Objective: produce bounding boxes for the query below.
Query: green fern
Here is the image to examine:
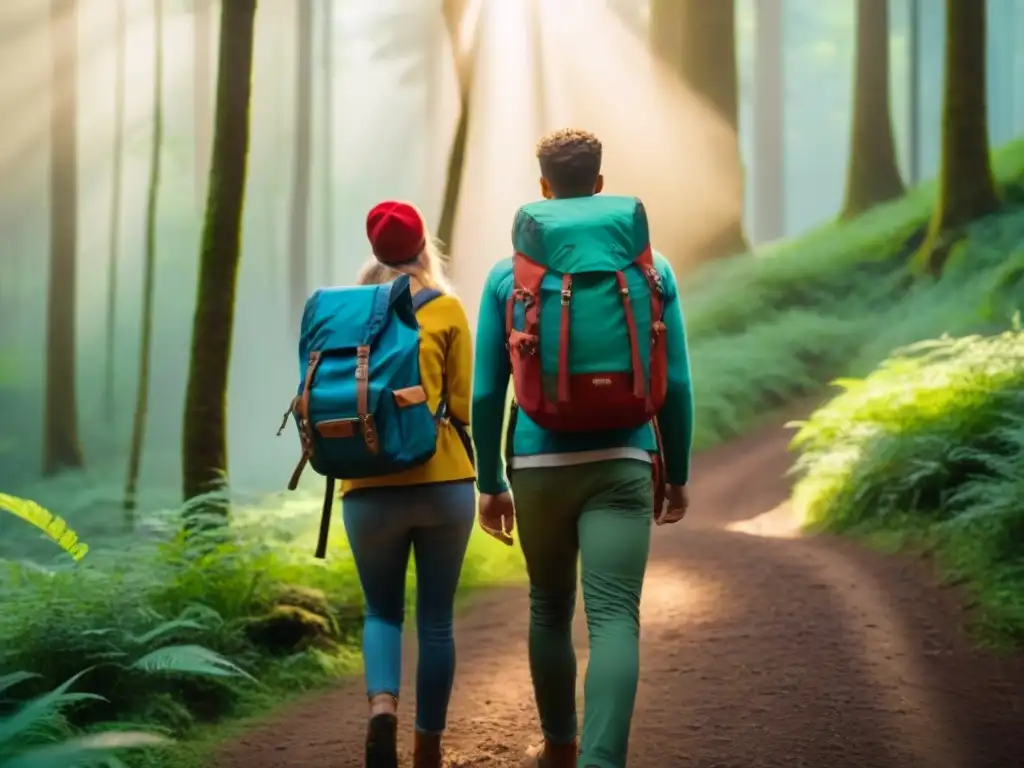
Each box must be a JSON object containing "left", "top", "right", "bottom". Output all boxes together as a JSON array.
[
  {"left": 0, "top": 670, "right": 104, "bottom": 747},
  {"left": 793, "top": 327, "right": 1024, "bottom": 643},
  {"left": 1, "top": 731, "right": 169, "bottom": 768},
  {"left": 129, "top": 645, "right": 255, "bottom": 681},
  {"left": 0, "top": 646, "right": 255, "bottom": 767},
  {"left": 127, "top": 618, "right": 207, "bottom": 648},
  {"left": 0, "top": 674, "right": 39, "bottom": 699}
]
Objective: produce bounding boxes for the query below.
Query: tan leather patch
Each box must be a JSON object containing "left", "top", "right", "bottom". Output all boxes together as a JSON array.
[
  {"left": 316, "top": 419, "right": 358, "bottom": 438},
  {"left": 393, "top": 386, "right": 427, "bottom": 408}
]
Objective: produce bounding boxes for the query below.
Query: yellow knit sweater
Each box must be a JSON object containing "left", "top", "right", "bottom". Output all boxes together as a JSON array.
[{"left": 341, "top": 290, "right": 476, "bottom": 494}]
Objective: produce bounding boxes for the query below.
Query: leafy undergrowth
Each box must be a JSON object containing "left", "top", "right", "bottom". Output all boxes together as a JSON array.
[
  {"left": 0, "top": 647, "right": 250, "bottom": 768},
  {"left": 790, "top": 327, "right": 1024, "bottom": 647},
  {"left": 683, "top": 140, "right": 1024, "bottom": 449},
  {"left": 0, "top": 493, "right": 522, "bottom": 767}
]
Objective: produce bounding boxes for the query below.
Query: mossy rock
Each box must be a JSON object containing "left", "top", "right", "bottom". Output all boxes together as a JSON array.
[
  {"left": 271, "top": 583, "right": 364, "bottom": 637},
  {"left": 244, "top": 604, "right": 335, "bottom": 654},
  {"left": 272, "top": 585, "right": 332, "bottom": 618},
  {"left": 333, "top": 602, "right": 364, "bottom": 638}
]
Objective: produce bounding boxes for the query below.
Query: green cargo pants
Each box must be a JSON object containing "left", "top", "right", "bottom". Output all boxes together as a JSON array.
[{"left": 511, "top": 459, "right": 653, "bottom": 768}]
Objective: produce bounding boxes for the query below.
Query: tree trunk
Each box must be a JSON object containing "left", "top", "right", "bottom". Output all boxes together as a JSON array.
[
  {"left": 124, "top": 0, "right": 164, "bottom": 522},
  {"left": 0, "top": 206, "right": 20, "bottom": 337},
  {"left": 841, "top": 0, "right": 905, "bottom": 219},
  {"left": 262, "top": 0, "right": 291, "bottom": 302},
  {"left": 194, "top": 0, "right": 213, "bottom": 208},
  {"left": 44, "top": 0, "right": 84, "bottom": 476},
  {"left": 436, "top": 0, "right": 480, "bottom": 253},
  {"left": 649, "top": 0, "right": 750, "bottom": 259},
  {"left": 287, "top": 1, "right": 313, "bottom": 327},
  {"left": 181, "top": 0, "right": 258, "bottom": 509},
  {"left": 753, "top": 0, "right": 785, "bottom": 243},
  {"left": 104, "top": 0, "right": 126, "bottom": 422},
  {"left": 914, "top": 0, "right": 1000, "bottom": 275},
  {"left": 907, "top": 0, "right": 921, "bottom": 184},
  {"left": 321, "top": 0, "right": 335, "bottom": 285},
  {"left": 988, "top": 0, "right": 1014, "bottom": 145}
]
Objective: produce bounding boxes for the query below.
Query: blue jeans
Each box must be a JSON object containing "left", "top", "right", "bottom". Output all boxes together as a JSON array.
[{"left": 342, "top": 481, "right": 475, "bottom": 734}]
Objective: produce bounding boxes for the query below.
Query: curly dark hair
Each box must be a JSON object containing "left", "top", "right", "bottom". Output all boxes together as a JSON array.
[{"left": 535, "top": 128, "right": 603, "bottom": 198}]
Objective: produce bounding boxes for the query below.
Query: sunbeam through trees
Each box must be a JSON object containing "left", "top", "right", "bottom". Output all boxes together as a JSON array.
[{"left": 0, "top": 2, "right": 1022, "bottom": 766}]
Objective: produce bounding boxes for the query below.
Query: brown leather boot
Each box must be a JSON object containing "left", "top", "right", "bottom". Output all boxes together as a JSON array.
[
  {"left": 526, "top": 738, "right": 578, "bottom": 768},
  {"left": 413, "top": 731, "right": 443, "bottom": 768},
  {"left": 365, "top": 713, "right": 398, "bottom": 768}
]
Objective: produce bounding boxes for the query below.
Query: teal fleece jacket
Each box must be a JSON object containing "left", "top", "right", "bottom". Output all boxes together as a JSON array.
[{"left": 471, "top": 252, "right": 695, "bottom": 495}]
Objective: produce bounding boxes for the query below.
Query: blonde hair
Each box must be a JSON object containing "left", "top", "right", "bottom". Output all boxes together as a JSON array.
[{"left": 356, "top": 236, "right": 452, "bottom": 292}]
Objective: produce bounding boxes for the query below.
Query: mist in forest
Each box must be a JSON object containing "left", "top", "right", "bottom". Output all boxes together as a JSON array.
[
  {"left": 0, "top": 0, "right": 461, "bottom": 514},
  {"left": 0, "top": 0, "right": 1022, "bottom": 525}
]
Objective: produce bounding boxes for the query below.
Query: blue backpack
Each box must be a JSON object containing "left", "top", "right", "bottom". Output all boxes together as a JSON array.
[{"left": 277, "top": 275, "right": 471, "bottom": 558}]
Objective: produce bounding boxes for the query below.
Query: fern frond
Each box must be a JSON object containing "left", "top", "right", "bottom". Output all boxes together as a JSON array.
[
  {"left": 0, "top": 670, "right": 104, "bottom": 746},
  {"left": 1, "top": 730, "right": 169, "bottom": 768},
  {"left": 0, "top": 673, "right": 40, "bottom": 699},
  {"left": 128, "top": 619, "right": 206, "bottom": 648},
  {"left": 128, "top": 645, "right": 255, "bottom": 681}
]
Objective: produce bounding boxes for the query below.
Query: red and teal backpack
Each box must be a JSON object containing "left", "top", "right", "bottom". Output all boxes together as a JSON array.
[{"left": 505, "top": 195, "right": 668, "bottom": 432}]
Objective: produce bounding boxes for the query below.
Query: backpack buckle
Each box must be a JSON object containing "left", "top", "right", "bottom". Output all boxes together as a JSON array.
[
  {"left": 560, "top": 288, "right": 572, "bottom": 305},
  {"left": 360, "top": 414, "right": 380, "bottom": 455},
  {"left": 355, "top": 346, "right": 370, "bottom": 382},
  {"left": 647, "top": 267, "right": 664, "bottom": 294}
]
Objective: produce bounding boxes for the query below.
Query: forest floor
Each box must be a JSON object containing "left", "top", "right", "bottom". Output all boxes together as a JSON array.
[{"left": 214, "top": 417, "right": 1024, "bottom": 768}]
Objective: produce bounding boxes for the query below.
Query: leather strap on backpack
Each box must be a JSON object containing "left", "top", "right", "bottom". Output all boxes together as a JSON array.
[
  {"left": 504, "top": 400, "right": 519, "bottom": 482},
  {"left": 651, "top": 417, "right": 666, "bottom": 517},
  {"left": 284, "top": 350, "right": 324, "bottom": 491},
  {"left": 434, "top": 396, "right": 475, "bottom": 470},
  {"left": 314, "top": 477, "right": 335, "bottom": 559}
]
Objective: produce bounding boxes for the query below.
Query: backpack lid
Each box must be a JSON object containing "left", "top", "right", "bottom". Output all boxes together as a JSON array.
[
  {"left": 299, "top": 274, "right": 418, "bottom": 355},
  {"left": 512, "top": 195, "right": 650, "bottom": 272}
]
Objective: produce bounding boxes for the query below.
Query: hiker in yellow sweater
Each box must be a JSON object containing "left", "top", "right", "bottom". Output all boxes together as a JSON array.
[{"left": 342, "top": 201, "right": 475, "bottom": 768}]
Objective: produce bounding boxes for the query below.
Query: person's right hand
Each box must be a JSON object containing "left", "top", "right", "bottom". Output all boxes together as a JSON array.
[
  {"left": 478, "top": 492, "right": 515, "bottom": 545},
  {"left": 656, "top": 484, "right": 689, "bottom": 526}
]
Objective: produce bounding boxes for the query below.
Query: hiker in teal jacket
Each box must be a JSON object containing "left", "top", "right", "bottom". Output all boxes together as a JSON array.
[{"left": 471, "top": 128, "right": 695, "bottom": 768}]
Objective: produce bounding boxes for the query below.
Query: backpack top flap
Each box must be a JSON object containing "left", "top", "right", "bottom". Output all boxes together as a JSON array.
[
  {"left": 298, "top": 275, "right": 417, "bottom": 368},
  {"left": 512, "top": 195, "right": 650, "bottom": 273}
]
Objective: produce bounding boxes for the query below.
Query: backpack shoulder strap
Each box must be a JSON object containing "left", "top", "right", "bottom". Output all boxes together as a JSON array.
[
  {"left": 412, "top": 288, "right": 444, "bottom": 311},
  {"left": 314, "top": 477, "right": 335, "bottom": 559},
  {"left": 410, "top": 287, "right": 476, "bottom": 468}
]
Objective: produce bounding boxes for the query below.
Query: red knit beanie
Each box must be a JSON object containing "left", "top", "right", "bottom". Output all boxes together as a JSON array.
[{"left": 366, "top": 201, "right": 427, "bottom": 265}]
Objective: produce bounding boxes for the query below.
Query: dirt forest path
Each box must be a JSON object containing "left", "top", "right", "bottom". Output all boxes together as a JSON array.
[{"left": 217, "top": 421, "right": 1024, "bottom": 768}]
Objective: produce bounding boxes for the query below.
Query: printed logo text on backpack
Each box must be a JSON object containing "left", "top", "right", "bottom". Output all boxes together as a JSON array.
[{"left": 505, "top": 195, "right": 668, "bottom": 432}]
